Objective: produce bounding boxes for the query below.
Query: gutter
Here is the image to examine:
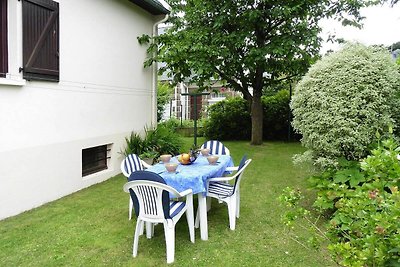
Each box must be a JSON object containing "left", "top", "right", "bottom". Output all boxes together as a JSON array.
[{"left": 151, "top": 14, "right": 169, "bottom": 127}]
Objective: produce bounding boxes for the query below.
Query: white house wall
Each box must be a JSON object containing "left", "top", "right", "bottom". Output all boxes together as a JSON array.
[{"left": 0, "top": 0, "right": 158, "bottom": 220}]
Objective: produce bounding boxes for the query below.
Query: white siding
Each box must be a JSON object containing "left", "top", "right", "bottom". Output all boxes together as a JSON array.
[{"left": 0, "top": 0, "right": 159, "bottom": 220}]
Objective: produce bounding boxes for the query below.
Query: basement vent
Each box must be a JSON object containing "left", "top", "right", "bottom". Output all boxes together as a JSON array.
[{"left": 82, "top": 144, "right": 111, "bottom": 176}]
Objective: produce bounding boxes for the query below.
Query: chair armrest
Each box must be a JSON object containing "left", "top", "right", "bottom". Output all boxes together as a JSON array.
[
  {"left": 225, "top": 166, "right": 238, "bottom": 172},
  {"left": 207, "top": 176, "right": 235, "bottom": 183},
  {"left": 177, "top": 188, "right": 193, "bottom": 197},
  {"left": 141, "top": 160, "right": 152, "bottom": 169}
]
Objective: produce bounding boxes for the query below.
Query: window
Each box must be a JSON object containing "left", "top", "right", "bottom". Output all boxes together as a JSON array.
[
  {"left": 0, "top": 0, "right": 7, "bottom": 78},
  {"left": 82, "top": 145, "right": 111, "bottom": 176},
  {"left": 22, "top": 0, "right": 59, "bottom": 81}
]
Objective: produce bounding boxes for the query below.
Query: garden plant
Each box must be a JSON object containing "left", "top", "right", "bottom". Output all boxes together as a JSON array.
[
  {"left": 121, "top": 125, "right": 183, "bottom": 162},
  {"left": 203, "top": 90, "right": 294, "bottom": 141},
  {"left": 281, "top": 131, "right": 400, "bottom": 266},
  {"left": 283, "top": 43, "right": 400, "bottom": 266},
  {"left": 291, "top": 43, "right": 400, "bottom": 169}
]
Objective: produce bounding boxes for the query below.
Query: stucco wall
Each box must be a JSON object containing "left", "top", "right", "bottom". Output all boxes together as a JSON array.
[{"left": 0, "top": 0, "right": 158, "bottom": 220}]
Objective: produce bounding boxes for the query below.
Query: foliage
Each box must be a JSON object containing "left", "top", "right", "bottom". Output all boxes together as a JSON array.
[
  {"left": 121, "top": 125, "right": 182, "bottom": 161},
  {"left": 262, "top": 90, "right": 292, "bottom": 140},
  {"left": 158, "top": 117, "right": 181, "bottom": 130},
  {"left": 159, "top": 118, "right": 206, "bottom": 130},
  {"left": 281, "top": 133, "right": 400, "bottom": 266},
  {"left": 388, "top": 41, "right": 400, "bottom": 51},
  {"left": 139, "top": 0, "right": 377, "bottom": 145},
  {"left": 279, "top": 187, "right": 329, "bottom": 250},
  {"left": 142, "top": 125, "right": 183, "bottom": 157},
  {"left": 291, "top": 43, "right": 400, "bottom": 169},
  {"left": 328, "top": 187, "right": 400, "bottom": 267},
  {"left": 203, "top": 97, "right": 251, "bottom": 140},
  {"left": 203, "top": 92, "right": 297, "bottom": 141},
  {"left": 157, "top": 82, "right": 173, "bottom": 122},
  {"left": 122, "top": 132, "right": 145, "bottom": 156}
]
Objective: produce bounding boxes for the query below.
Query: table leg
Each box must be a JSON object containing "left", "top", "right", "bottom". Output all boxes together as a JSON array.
[{"left": 198, "top": 193, "right": 208, "bottom": 241}]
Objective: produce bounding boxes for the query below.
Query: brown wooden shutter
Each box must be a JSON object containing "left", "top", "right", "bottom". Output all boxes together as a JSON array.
[
  {"left": 22, "top": 0, "right": 59, "bottom": 81},
  {"left": 0, "top": 0, "right": 7, "bottom": 78}
]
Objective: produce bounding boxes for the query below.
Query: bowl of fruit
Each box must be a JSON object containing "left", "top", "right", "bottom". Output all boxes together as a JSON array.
[{"left": 177, "top": 150, "right": 198, "bottom": 165}]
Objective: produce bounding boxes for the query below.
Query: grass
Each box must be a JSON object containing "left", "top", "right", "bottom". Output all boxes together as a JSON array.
[{"left": 0, "top": 138, "right": 337, "bottom": 266}]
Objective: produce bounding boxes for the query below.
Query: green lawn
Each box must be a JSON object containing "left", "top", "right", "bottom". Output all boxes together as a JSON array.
[{"left": 0, "top": 139, "right": 336, "bottom": 266}]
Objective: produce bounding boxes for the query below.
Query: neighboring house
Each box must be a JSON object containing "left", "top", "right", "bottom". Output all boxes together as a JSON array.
[
  {"left": 0, "top": 0, "right": 169, "bottom": 220},
  {"left": 160, "top": 78, "right": 240, "bottom": 121},
  {"left": 158, "top": 27, "right": 239, "bottom": 120}
]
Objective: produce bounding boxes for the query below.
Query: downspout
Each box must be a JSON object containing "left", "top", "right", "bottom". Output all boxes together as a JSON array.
[{"left": 151, "top": 14, "right": 169, "bottom": 127}]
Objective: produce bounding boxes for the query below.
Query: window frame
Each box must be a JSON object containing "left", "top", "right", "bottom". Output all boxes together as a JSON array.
[
  {"left": 82, "top": 145, "right": 111, "bottom": 177},
  {"left": 0, "top": 0, "right": 8, "bottom": 78}
]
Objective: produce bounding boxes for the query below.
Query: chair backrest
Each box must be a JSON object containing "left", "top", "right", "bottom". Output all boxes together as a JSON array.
[
  {"left": 232, "top": 156, "right": 252, "bottom": 195},
  {"left": 201, "top": 140, "right": 230, "bottom": 155},
  {"left": 125, "top": 171, "right": 180, "bottom": 220},
  {"left": 121, "top": 154, "right": 144, "bottom": 177}
]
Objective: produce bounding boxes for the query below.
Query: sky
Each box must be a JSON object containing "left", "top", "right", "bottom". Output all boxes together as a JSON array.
[{"left": 319, "top": 3, "right": 400, "bottom": 54}]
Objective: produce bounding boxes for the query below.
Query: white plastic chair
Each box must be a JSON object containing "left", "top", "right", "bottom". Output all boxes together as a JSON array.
[
  {"left": 120, "top": 154, "right": 151, "bottom": 220},
  {"left": 200, "top": 140, "right": 230, "bottom": 155},
  {"left": 196, "top": 156, "right": 252, "bottom": 230},
  {"left": 123, "top": 171, "right": 195, "bottom": 264}
]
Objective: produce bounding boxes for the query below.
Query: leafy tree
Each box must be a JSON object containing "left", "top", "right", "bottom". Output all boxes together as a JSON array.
[
  {"left": 388, "top": 41, "right": 400, "bottom": 51},
  {"left": 291, "top": 43, "right": 400, "bottom": 169},
  {"left": 157, "top": 81, "right": 173, "bottom": 122},
  {"left": 139, "top": 0, "right": 382, "bottom": 145}
]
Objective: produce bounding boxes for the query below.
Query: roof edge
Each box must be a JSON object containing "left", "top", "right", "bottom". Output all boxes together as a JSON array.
[{"left": 130, "top": 0, "right": 170, "bottom": 15}]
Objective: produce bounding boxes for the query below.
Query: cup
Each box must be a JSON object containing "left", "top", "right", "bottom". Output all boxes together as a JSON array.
[
  {"left": 200, "top": 148, "right": 210, "bottom": 156},
  {"left": 165, "top": 163, "right": 178, "bottom": 173},
  {"left": 160, "top": 154, "right": 172, "bottom": 163},
  {"left": 207, "top": 155, "right": 219, "bottom": 165}
]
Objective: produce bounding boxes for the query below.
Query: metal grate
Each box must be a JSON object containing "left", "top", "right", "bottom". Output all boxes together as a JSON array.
[{"left": 82, "top": 145, "right": 111, "bottom": 176}]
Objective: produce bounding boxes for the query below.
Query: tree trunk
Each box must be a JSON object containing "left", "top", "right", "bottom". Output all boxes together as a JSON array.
[{"left": 251, "top": 94, "right": 263, "bottom": 145}]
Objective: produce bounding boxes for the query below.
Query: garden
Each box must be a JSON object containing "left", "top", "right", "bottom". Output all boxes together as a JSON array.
[{"left": 1, "top": 43, "right": 399, "bottom": 266}]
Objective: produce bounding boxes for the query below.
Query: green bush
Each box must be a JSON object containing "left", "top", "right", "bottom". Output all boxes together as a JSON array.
[
  {"left": 291, "top": 43, "right": 400, "bottom": 169},
  {"left": 159, "top": 118, "right": 205, "bottom": 130},
  {"left": 203, "top": 92, "right": 295, "bottom": 141},
  {"left": 280, "top": 133, "right": 400, "bottom": 266},
  {"left": 121, "top": 125, "right": 183, "bottom": 161},
  {"left": 203, "top": 97, "right": 251, "bottom": 140},
  {"left": 315, "top": 134, "right": 400, "bottom": 266},
  {"left": 157, "top": 82, "right": 173, "bottom": 122},
  {"left": 159, "top": 118, "right": 181, "bottom": 130},
  {"left": 262, "top": 89, "right": 294, "bottom": 140}
]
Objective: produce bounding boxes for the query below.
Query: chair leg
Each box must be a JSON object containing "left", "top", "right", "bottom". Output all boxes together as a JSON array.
[
  {"left": 139, "top": 220, "right": 144, "bottom": 236},
  {"left": 129, "top": 198, "right": 133, "bottom": 220},
  {"left": 163, "top": 221, "right": 175, "bottom": 264},
  {"left": 228, "top": 198, "right": 236, "bottom": 230},
  {"left": 194, "top": 206, "right": 200, "bottom": 229},
  {"left": 206, "top": 197, "right": 212, "bottom": 211},
  {"left": 186, "top": 196, "right": 195, "bottom": 243},
  {"left": 146, "top": 222, "right": 153, "bottom": 239},
  {"left": 236, "top": 191, "right": 240, "bottom": 218},
  {"left": 133, "top": 219, "right": 143, "bottom": 257}
]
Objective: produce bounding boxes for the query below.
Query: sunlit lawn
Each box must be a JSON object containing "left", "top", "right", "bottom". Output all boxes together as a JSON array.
[{"left": 0, "top": 138, "right": 336, "bottom": 266}]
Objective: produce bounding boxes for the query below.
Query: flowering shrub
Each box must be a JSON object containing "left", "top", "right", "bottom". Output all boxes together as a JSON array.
[
  {"left": 290, "top": 43, "right": 400, "bottom": 169},
  {"left": 328, "top": 186, "right": 400, "bottom": 267},
  {"left": 280, "top": 132, "right": 400, "bottom": 266}
]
